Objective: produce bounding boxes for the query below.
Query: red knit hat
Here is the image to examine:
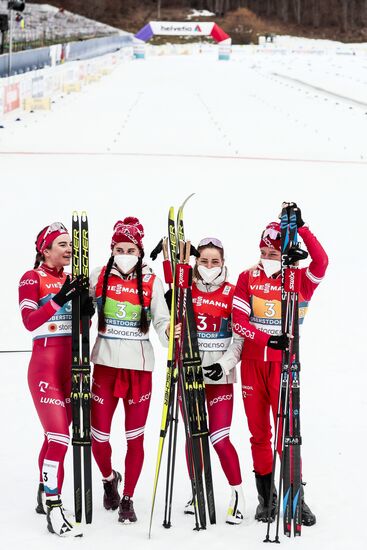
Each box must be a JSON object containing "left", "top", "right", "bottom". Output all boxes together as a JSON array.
[
  {"left": 111, "top": 217, "right": 145, "bottom": 249},
  {"left": 36, "top": 222, "right": 69, "bottom": 254},
  {"left": 259, "top": 222, "right": 281, "bottom": 251}
]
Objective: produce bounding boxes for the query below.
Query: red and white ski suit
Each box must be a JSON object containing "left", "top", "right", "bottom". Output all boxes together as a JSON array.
[
  {"left": 90, "top": 264, "right": 169, "bottom": 497},
  {"left": 232, "top": 226, "right": 328, "bottom": 476},
  {"left": 191, "top": 272, "right": 243, "bottom": 486},
  {"left": 19, "top": 264, "right": 72, "bottom": 496}
]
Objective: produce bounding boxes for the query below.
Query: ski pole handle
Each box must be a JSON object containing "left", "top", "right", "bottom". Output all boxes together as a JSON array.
[
  {"left": 185, "top": 241, "right": 191, "bottom": 263},
  {"left": 179, "top": 240, "right": 185, "bottom": 263},
  {"left": 284, "top": 268, "right": 301, "bottom": 292},
  {"left": 162, "top": 238, "right": 173, "bottom": 285},
  {"left": 176, "top": 262, "right": 191, "bottom": 289}
]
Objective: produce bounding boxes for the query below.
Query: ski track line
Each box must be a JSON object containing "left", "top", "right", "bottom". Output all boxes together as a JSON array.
[
  {"left": 0, "top": 150, "right": 366, "bottom": 165},
  {"left": 272, "top": 72, "right": 367, "bottom": 109}
]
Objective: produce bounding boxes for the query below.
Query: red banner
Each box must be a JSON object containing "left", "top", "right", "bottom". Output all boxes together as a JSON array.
[{"left": 4, "top": 83, "right": 20, "bottom": 114}]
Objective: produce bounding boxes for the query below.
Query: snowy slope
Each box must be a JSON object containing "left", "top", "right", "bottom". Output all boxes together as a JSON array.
[{"left": 0, "top": 44, "right": 366, "bottom": 549}]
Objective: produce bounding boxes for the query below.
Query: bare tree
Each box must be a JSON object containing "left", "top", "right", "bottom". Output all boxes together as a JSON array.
[
  {"left": 276, "top": 0, "right": 289, "bottom": 22},
  {"left": 340, "top": 0, "right": 348, "bottom": 32},
  {"left": 312, "top": 0, "right": 321, "bottom": 27},
  {"left": 293, "top": 0, "right": 301, "bottom": 23},
  {"left": 362, "top": 0, "right": 367, "bottom": 25},
  {"left": 349, "top": 0, "right": 356, "bottom": 29}
]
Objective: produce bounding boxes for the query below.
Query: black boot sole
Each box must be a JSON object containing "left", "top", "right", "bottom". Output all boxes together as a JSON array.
[
  {"left": 255, "top": 516, "right": 275, "bottom": 523},
  {"left": 35, "top": 504, "right": 46, "bottom": 515},
  {"left": 302, "top": 518, "right": 317, "bottom": 526},
  {"left": 104, "top": 504, "right": 120, "bottom": 511}
]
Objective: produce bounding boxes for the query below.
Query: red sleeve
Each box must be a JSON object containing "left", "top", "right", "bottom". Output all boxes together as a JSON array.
[
  {"left": 19, "top": 270, "right": 60, "bottom": 332},
  {"left": 232, "top": 270, "right": 270, "bottom": 347},
  {"left": 299, "top": 226, "right": 329, "bottom": 301}
]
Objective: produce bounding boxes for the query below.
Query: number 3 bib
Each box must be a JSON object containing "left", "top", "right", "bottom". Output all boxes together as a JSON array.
[
  {"left": 96, "top": 269, "right": 154, "bottom": 341},
  {"left": 192, "top": 282, "right": 235, "bottom": 351}
]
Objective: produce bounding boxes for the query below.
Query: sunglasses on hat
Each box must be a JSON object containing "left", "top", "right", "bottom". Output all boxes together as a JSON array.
[
  {"left": 261, "top": 227, "right": 280, "bottom": 241},
  {"left": 198, "top": 237, "right": 224, "bottom": 249},
  {"left": 37, "top": 222, "right": 68, "bottom": 253}
]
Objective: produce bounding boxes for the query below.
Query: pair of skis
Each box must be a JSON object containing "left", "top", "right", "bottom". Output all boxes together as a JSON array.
[
  {"left": 265, "top": 202, "right": 308, "bottom": 542},
  {"left": 149, "top": 197, "right": 215, "bottom": 536},
  {"left": 71, "top": 211, "right": 92, "bottom": 524}
]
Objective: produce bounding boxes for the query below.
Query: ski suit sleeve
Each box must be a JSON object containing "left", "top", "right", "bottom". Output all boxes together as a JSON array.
[
  {"left": 19, "top": 270, "right": 60, "bottom": 332},
  {"left": 299, "top": 226, "right": 329, "bottom": 300},
  {"left": 217, "top": 335, "right": 244, "bottom": 375},
  {"left": 232, "top": 270, "right": 270, "bottom": 348},
  {"left": 89, "top": 266, "right": 103, "bottom": 301},
  {"left": 150, "top": 276, "right": 171, "bottom": 348}
]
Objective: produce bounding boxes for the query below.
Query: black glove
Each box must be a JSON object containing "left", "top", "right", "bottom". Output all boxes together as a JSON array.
[
  {"left": 164, "top": 289, "right": 173, "bottom": 311},
  {"left": 203, "top": 363, "right": 223, "bottom": 381},
  {"left": 267, "top": 334, "right": 289, "bottom": 351},
  {"left": 289, "top": 202, "right": 304, "bottom": 228},
  {"left": 279, "top": 202, "right": 305, "bottom": 228},
  {"left": 53, "top": 275, "right": 83, "bottom": 307},
  {"left": 286, "top": 245, "right": 308, "bottom": 265},
  {"left": 81, "top": 295, "right": 95, "bottom": 318}
]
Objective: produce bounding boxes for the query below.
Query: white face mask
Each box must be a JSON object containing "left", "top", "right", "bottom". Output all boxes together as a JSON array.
[
  {"left": 261, "top": 259, "right": 281, "bottom": 278},
  {"left": 198, "top": 265, "right": 222, "bottom": 284},
  {"left": 114, "top": 254, "right": 139, "bottom": 274}
]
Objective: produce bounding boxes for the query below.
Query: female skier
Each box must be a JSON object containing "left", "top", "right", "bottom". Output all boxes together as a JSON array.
[
  {"left": 90, "top": 217, "right": 171, "bottom": 524},
  {"left": 184, "top": 237, "right": 245, "bottom": 524},
  {"left": 19, "top": 222, "right": 93, "bottom": 537},
  {"left": 232, "top": 203, "right": 328, "bottom": 526}
]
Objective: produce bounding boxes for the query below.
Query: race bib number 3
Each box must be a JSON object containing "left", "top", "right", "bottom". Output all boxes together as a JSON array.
[
  {"left": 43, "top": 459, "right": 59, "bottom": 495},
  {"left": 196, "top": 314, "right": 227, "bottom": 333},
  {"left": 252, "top": 296, "right": 281, "bottom": 320},
  {"left": 104, "top": 297, "right": 150, "bottom": 322}
]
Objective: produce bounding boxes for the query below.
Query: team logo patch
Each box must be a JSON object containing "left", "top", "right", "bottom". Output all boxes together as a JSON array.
[{"left": 39, "top": 381, "right": 49, "bottom": 393}]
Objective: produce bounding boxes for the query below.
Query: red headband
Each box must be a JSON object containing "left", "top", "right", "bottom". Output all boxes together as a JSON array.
[
  {"left": 259, "top": 222, "right": 281, "bottom": 251},
  {"left": 36, "top": 222, "right": 69, "bottom": 254}
]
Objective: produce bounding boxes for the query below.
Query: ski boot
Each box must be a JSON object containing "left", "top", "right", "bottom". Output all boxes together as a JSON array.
[
  {"left": 35, "top": 482, "right": 46, "bottom": 515},
  {"left": 184, "top": 496, "right": 195, "bottom": 515},
  {"left": 255, "top": 472, "right": 277, "bottom": 523},
  {"left": 301, "top": 485, "right": 316, "bottom": 526},
  {"left": 103, "top": 470, "right": 122, "bottom": 511},
  {"left": 46, "top": 498, "right": 82, "bottom": 538},
  {"left": 226, "top": 484, "right": 245, "bottom": 525},
  {"left": 118, "top": 495, "right": 137, "bottom": 524}
]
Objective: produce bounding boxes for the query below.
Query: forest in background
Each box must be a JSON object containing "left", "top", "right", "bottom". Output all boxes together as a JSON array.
[{"left": 28, "top": 1, "right": 367, "bottom": 43}]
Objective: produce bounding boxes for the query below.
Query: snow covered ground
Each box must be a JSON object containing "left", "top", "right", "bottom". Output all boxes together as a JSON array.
[{"left": 0, "top": 42, "right": 366, "bottom": 549}]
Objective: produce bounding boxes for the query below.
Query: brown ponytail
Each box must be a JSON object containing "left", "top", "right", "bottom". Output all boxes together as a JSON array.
[
  {"left": 34, "top": 252, "right": 45, "bottom": 269},
  {"left": 136, "top": 256, "right": 149, "bottom": 334},
  {"left": 34, "top": 226, "right": 48, "bottom": 268}
]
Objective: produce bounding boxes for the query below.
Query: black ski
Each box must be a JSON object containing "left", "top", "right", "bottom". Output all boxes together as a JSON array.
[
  {"left": 149, "top": 197, "right": 215, "bottom": 533},
  {"left": 176, "top": 240, "right": 207, "bottom": 530},
  {"left": 177, "top": 199, "right": 216, "bottom": 526},
  {"left": 184, "top": 283, "right": 216, "bottom": 525},
  {"left": 71, "top": 211, "right": 92, "bottom": 524},
  {"left": 264, "top": 202, "right": 307, "bottom": 543}
]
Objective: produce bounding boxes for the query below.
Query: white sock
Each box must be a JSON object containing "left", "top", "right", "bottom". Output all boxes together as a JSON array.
[
  {"left": 103, "top": 471, "right": 115, "bottom": 482},
  {"left": 230, "top": 484, "right": 246, "bottom": 514},
  {"left": 47, "top": 495, "right": 60, "bottom": 503}
]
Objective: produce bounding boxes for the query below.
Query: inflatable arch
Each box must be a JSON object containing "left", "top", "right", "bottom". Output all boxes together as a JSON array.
[{"left": 134, "top": 21, "right": 231, "bottom": 60}]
